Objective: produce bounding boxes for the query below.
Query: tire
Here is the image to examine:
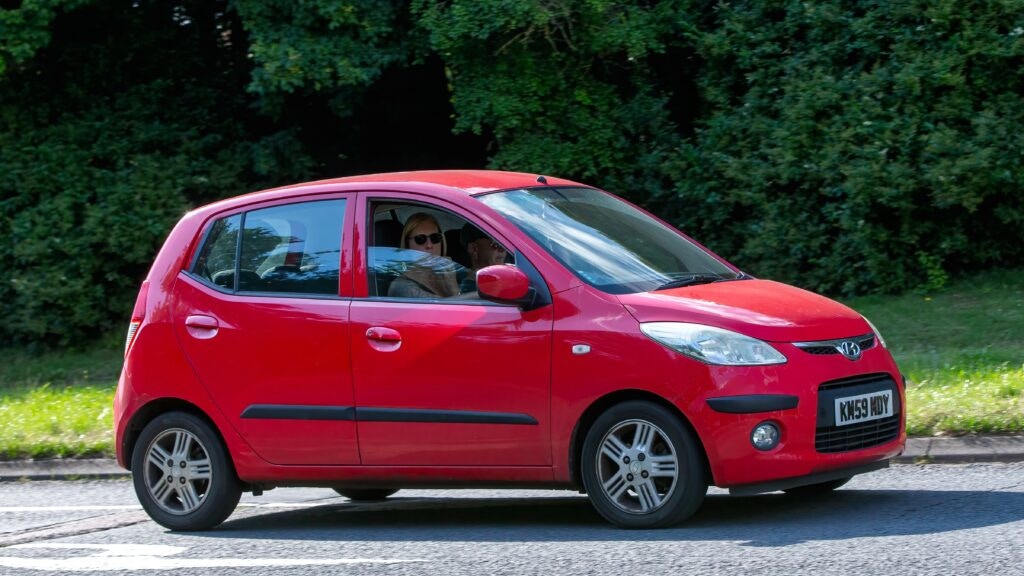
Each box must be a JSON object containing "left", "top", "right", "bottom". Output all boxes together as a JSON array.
[
  {"left": 332, "top": 488, "right": 400, "bottom": 501},
  {"left": 783, "top": 477, "right": 852, "bottom": 496},
  {"left": 131, "top": 411, "right": 241, "bottom": 531},
  {"left": 581, "top": 401, "right": 707, "bottom": 529}
]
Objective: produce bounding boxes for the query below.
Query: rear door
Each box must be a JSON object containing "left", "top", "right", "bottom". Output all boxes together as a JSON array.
[{"left": 173, "top": 195, "right": 359, "bottom": 465}]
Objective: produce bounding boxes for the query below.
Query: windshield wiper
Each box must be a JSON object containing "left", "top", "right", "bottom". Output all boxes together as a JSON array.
[
  {"left": 730, "top": 272, "right": 754, "bottom": 281},
  {"left": 654, "top": 273, "right": 726, "bottom": 291}
]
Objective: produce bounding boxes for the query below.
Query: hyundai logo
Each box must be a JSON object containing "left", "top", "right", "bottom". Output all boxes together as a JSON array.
[{"left": 836, "top": 340, "right": 862, "bottom": 361}]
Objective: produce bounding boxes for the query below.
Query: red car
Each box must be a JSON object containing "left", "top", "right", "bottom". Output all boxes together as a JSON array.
[{"left": 116, "top": 170, "right": 906, "bottom": 530}]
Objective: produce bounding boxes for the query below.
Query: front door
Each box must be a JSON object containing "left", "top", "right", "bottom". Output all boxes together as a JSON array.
[{"left": 350, "top": 197, "right": 553, "bottom": 466}]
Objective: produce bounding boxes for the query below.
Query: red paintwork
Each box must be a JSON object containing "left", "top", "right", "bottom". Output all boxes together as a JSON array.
[
  {"left": 172, "top": 276, "right": 360, "bottom": 465},
  {"left": 349, "top": 300, "right": 552, "bottom": 466},
  {"left": 271, "top": 170, "right": 582, "bottom": 196},
  {"left": 619, "top": 280, "right": 868, "bottom": 342},
  {"left": 476, "top": 265, "right": 530, "bottom": 300},
  {"left": 115, "top": 170, "right": 906, "bottom": 493}
]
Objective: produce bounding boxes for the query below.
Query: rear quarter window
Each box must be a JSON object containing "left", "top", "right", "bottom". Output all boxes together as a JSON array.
[{"left": 192, "top": 215, "right": 241, "bottom": 290}]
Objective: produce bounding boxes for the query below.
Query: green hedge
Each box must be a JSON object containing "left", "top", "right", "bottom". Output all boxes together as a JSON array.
[
  {"left": 666, "top": 0, "right": 1024, "bottom": 295},
  {"left": 0, "top": 1, "right": 313, "bottom": 346},
  {"left": 416, "top": 0, "right": 1024, "bottom": 295}
]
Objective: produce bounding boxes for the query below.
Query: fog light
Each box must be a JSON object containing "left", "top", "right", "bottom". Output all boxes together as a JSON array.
[{"left": 751, "top": 422, "right": 780, "bottom": 451}]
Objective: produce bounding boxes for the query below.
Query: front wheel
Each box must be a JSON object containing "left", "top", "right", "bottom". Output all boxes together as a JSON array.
[
  {"left": 581, "top": 401, "right": 706, "bottom": 529},
  {"left": 131, "top": 411, "right": 241, "bottom": 531}
]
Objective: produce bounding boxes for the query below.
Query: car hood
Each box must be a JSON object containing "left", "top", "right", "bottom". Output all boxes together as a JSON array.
[{"left": 617, "top": 279, "right": 870, "bottom": 343}]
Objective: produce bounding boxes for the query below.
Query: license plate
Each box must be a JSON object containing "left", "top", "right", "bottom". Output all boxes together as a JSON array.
[{"left": 834, "top": 389, "right": 893, "bottom": 427}]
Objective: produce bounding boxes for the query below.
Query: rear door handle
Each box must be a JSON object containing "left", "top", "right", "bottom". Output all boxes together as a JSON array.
[
  {"left": 186, "top": 315, "right": 219, "bottom": 329},
  {"left": 185, "top": 315, "right": 219, "bottom": 339}
]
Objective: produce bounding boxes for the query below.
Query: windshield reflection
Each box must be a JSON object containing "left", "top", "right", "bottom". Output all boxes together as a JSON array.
[{"left": 482, "top": 188, "right": 738, "bottom": 294}]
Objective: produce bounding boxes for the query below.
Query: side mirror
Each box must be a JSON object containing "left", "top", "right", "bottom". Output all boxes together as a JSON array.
[{"left": 477, "top": 265, "right": 535, "bottom": 308}]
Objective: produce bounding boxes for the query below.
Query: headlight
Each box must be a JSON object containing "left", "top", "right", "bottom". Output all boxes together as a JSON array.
[
  {"left": 862, "top": 315, "right": 887, "bottom": 348},
  {"left": 640, "top": 322, "right": 787, "bottom": 366}
]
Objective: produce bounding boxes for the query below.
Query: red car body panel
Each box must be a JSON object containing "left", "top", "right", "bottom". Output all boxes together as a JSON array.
[
  {"left": 116, "top": 170, "right": 906, "bottom": 497},
  {"left": 348, "top": 299, "right": 553, "bottom": 466},
  {"left": 171, "top": 276, "right": 361, "bottom": 465},
  {"left": 618, "top": 280, "right": 868, "bottom": 342}
]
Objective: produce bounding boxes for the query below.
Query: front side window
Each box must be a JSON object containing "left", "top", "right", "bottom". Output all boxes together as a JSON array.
[
  {"left": 190, "top": 199, "right": 346, "bottom": 296},
  {"left": 367, "top": 201, "right": 513, "bottom": 300},
  {"left": 479, "top": 187, "right": 741, "bottom": 294}
]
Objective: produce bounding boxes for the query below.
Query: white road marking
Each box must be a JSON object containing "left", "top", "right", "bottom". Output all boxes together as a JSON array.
[
  {"left": 0, "top": 544, "right": 425, "bottom": 572},
  {"left": 0, "top": 502, "right": 323, "bottom": 513},
  {"left": 0, "top": 505, "right": 142, "bottom": 512}
]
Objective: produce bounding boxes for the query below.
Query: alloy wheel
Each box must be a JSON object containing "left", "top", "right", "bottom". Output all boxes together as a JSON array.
[
  {"left": 595, "top": 418, "right": 679, "bottom": 515},
  {"left": 142, "top": 427, "right": 213, "bottom": 516}
]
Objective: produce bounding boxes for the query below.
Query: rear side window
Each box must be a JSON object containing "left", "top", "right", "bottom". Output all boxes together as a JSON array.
[{"left": 190, "top": 199, "right": 346, "bottom": 296}]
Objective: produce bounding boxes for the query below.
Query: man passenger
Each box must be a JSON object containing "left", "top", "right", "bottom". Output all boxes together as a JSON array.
[{"left": 459, "top": 223, "right": 508, "bottom": 293}]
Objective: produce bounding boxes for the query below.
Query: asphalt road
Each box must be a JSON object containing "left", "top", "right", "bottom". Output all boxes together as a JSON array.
[{"left": 1, "top": 462, "right": 1022, "bottom": 575}]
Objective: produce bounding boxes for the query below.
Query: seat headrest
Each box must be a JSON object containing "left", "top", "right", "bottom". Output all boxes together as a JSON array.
[{"left": 374, "top": 219, "right": 404, "bottom": 247}]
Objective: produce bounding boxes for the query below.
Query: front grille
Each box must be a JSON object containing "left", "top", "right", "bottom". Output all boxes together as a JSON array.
[
  {"left": 816, "top": 415, "right": 901, "bottom": 453},
  {"left": 795, "top": 334, "right": 876, "bottom": 356},
  {"left": 815, "top": 373, "right": 901, "bottom": 453},
  {"left": 818, "top": 373, "right": 892, "bottom": 392}
]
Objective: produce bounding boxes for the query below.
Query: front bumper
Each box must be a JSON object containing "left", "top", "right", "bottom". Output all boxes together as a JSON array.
[
  {"left": 728, "top": 459, "right": 889, "bottom": 496},
  {"left": 686, "top": 341, "right": 907, "bottom": 488}
]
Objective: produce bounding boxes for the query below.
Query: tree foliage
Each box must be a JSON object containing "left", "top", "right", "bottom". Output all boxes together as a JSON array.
[
  {"left": 669, "top": 0, "right": 1024, "bottom": 294},
  {"left": 2, "top": 0, "right": 1023, "bottom": 346},
  {"left": 234, "top": 0, "right": 411, "bottom": 95},
  {"left": 0, "top": 1, "right": 312, "bottom": 346},
  {"left": 412, "top": 0, "right": 697, "bottom": 196}
]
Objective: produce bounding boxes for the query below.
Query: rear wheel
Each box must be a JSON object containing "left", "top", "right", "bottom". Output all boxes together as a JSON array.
[
  {"left": 131, "top": 411, "right": 241, "bottom": 531},
  {"left": 581, "top": 401, "right": 706, "bottom": 528},
  {"left": 332, "top": 488, "right": 399, "bottom": 501}
]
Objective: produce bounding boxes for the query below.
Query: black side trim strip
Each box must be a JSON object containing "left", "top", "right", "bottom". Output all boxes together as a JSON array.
[
  {"left": 357, "top": 408, "right": 538, "bottom": 425},
  {"left": 241, "top": 405, "right": 355, "bottom": 421},
  {"left": 706, "top": 394, "right": 799, "bottom": 414}
]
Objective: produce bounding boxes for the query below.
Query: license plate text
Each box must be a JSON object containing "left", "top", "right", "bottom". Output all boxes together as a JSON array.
[{"left": 834, "top": 390, "right": 893, "bottom": 427}]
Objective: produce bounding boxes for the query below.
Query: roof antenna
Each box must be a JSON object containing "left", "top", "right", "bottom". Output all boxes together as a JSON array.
[{"left": 536, "top": 175, "right": 548, "bottom": 184}]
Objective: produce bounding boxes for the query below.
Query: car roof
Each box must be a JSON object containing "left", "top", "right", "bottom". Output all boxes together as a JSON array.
[
  {"left": 272, "top": 170, "right": 583, "bottom": 195},
  {"left": 189, "top": 170, "right": 587, "bottom": 218}
]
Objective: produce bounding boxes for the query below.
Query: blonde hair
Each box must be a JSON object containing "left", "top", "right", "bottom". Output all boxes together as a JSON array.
[{"left": 400, "top": 212, "right": 447, "bottom": 256}]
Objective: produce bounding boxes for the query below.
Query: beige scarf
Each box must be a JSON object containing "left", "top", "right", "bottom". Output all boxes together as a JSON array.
[{"left": 401, "top": 258, "right": 460, "bottom": 297}]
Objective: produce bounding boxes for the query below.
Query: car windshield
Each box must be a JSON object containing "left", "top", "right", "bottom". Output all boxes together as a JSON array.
[{"left": 479, "top": 187, "right": 743, "bottom": 294}]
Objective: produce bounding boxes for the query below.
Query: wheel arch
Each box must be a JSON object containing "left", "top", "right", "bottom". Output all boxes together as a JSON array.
[
  {"left": 568, "top": 390, "right": 712, "bottom": 490},
  {"left": 122, "top": 398, "right": 231, "bottom": 475}
]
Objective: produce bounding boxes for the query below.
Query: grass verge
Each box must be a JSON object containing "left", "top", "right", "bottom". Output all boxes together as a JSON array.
[
  {"left": 0, "top": 268, "right": 1021, "bottom": 459},
  {"left": 847, "top": 267, "right": 1024, "bottom": 436},
  {"left": 0, "top": 336, "right": 121, "bottom": 459},
  {"left": 0, "top": 385, "right": 115, "bottom": 459}
]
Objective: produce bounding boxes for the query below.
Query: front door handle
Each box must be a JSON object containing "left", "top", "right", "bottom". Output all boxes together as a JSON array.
[
  {"left": 366, "top": 326, "right": 402, "bottom": 352},
  {"left": 185, "top": 315, "right": 219, "bottom": 339},
  {"left": 366, "top": 327, "right": 401, "bottom": 343}
]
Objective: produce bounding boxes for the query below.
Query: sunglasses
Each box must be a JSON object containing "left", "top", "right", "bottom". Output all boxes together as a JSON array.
[{"left": 412, "top": 233, "right": 443, "bottom": 246}]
